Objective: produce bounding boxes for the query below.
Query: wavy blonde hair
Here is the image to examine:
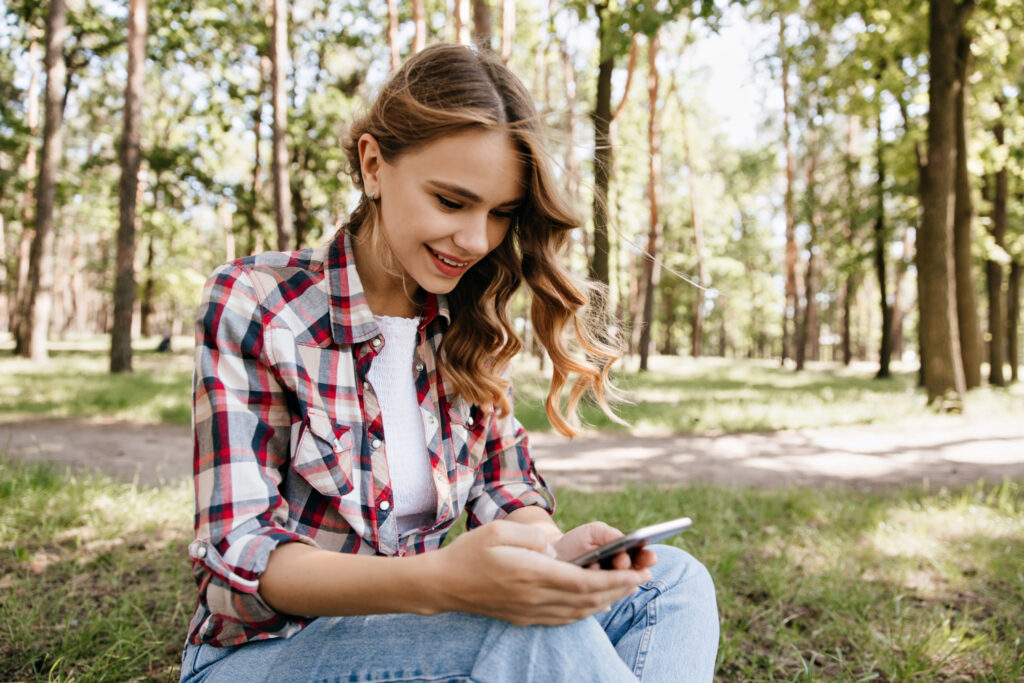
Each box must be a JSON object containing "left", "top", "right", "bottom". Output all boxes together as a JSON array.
[{"left": 339, "top": 44, "right": 620, "bottom": 437}]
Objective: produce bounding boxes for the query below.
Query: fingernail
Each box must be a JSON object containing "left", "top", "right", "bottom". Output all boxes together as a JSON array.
[{"left": 544, "top": 544, "right": 558, "bottom": 558}]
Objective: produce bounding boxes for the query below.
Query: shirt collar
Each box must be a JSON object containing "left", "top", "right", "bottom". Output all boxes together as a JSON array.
[{"left": 327, "top": 231, "right": 450, "bottom": 346}]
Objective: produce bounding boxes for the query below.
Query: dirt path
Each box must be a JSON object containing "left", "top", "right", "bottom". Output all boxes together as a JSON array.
[{"left": 2, "top": 413, "right": 1023, "bottom": 491}]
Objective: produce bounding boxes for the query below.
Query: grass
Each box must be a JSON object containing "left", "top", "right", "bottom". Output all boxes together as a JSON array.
[
  {"left": 2, "top": 456, "right": 1021, "bottom": 681},
  {"left": 3, "top": 337, "right": 1022, "bottom": 435},
  {"left": 0, "top": 336, "right": 194, "bottom": 426}
]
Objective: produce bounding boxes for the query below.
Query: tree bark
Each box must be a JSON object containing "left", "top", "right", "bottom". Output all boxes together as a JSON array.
[
  {"left": 111, "top": 0, "right": 148, "bottom": 374},
  {"left": 500, "top": 0, "right": 515, "bottom": 63},
  {"left": 472, "top": 0, "right": 493, "bottom": 51},
  {"left": 916, "top": 0, "right": 971, "bottom": 408},
  {"left": 589, "top": 7, "right": 613, "bottom": 288},
  {"left": 140, "top": 231, "right": 155, "bottom": 337},
  {"left": 986, "top": 113, "right": 1008, "bottom": 386},
  {"left": 1008, "top": 260, "right": 1020, "bottom": 383},
  {"left": 454, "top": 0, "right": 470, "bottom": 44},
  {"left": 271, "top": 0, "right": 293, "bottom": 251},
  {"left": 11, "top": 31, "right": 41, "bottom": 338},
  {"left": 387, "top": 0, "right": 401, "bottom": 70},
  {"left": 16, "top": 0, "right": 68, "bottom": 361},
  {"left": 953, "top": 31, "right": 982, "bottom": 388},
  {"left": 779, "top": 15, "right": 798, "bottom": 366},
  {"left": 413, "top": 0, "right": 426, "bottom": 54},
  {"left": 874, "top": 109, "right": 893, "bottom": 378},
  {"left": 636, "top": 34, "right": 662, "bottom": 371}
]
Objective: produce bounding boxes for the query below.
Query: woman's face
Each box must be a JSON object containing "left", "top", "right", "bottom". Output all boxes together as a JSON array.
[{"left": 358, "top": 128, "right": 525, "bottom": 303}]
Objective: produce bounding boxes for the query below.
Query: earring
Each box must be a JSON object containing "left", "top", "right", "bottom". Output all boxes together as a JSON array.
[{"left": 367, "top": 189, "right": 378, "bottom": 200}]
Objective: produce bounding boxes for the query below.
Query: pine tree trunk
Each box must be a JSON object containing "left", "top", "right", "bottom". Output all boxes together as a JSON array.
[
  {"left": 111, "top": 0, "right": 148, "bottom": 374},
  {"left": 413, "top": 0, "right": 426, "bottom": 54},
  {"left": 987, "top": 115, "right": 1008, "bottom": 386},
  {"left": 874, "top": 110, "right": 893, "bottom": 378},
  {"left": 140, "top": 232, "right": 155, "bottom": 337},
  {"left": 953, "top": 31, "right": 982, "bottom": 388},
  {"left": 500, "top": 0, "right": 515, "bottom": 62},
  {"left": 16, "top": 0, "right": 68, "bottom": 361},
  {"left": 454, "top": 0, "right": 470, "bottom": 44},
  {"left": 472, "top": 0, "right": 492, "bottom": 51},
  {"left": 10, "top": 32, "right": 40, "bottom": 338},
  {"left": 271, "top": 0, "right": 293, "bottom": 251},
  {"left": 1008, "top": 260, "right": 1021, "bottom": 383},
  {"left": 589, "top": 24, "right": 613, "bottom": 288},
  {"left": 387, "top": 0, "right": 400, "bottom": 70},
  {"left": 636, "top": 35, "right": 661, "bottom": 371},
  {"left": 779, "top": 15, "right": 798, "bottom": 367},
  {"left": 916, "top": 0, "right": 971, "bottom": 409}
]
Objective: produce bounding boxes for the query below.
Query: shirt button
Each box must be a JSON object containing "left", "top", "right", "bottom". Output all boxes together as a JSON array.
[
  {"left": 370, "top": 438, "right": 382, "bottom": 449},
  {"left": 435, "top": 471, "right": 446, "bottom": 482},
  {"left": 414, "top": 362, "right": 425, "bottom": 372},
  {"left": 333, "top": 437, "right": 345, "bottom": 450},
  {"left": 371, "top": 337, "right": 382, "bottom": 349},
  {"left": 196, "top": 546, "right": 207, "bottom": 559},
  {"left": 379, "top": 500, "right": 391, "bottom": 511},
  {"left": 425, "top": 415, "right": 436, "bottom": 426}
]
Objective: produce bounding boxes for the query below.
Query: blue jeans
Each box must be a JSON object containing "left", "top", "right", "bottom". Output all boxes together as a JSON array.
[{"left": 180, "top": 545, "right": 718, "bottom": 682}]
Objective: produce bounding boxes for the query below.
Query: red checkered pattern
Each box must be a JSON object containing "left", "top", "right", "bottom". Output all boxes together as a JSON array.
[{"left": 187, "top": 232, "right": 554, "bottom": 647}]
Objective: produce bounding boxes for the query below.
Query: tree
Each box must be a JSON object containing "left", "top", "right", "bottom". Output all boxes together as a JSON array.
[
  {"left": 915, "top": 0, "right": 973, "bottom": 408},
  {"left": 271, "top": 0, "right": 292, "bottom": 250},
  {"left": 16, "top": 0, "right": 67, "bottom": 361},
  {"left": 110, "top": 0, "right": 149, "bottom": 373},
  {"left": 952, "top": 30, "right": 982, "bottom": 387},
  {"left": 635, "top": 33, "right": 662, "bottom": 370},
  {"left": 986, "top": 107, "right": 1008, "bottom": 386}
]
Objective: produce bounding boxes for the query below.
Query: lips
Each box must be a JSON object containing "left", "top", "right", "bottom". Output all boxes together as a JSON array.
[{"left": 427, "top": 246, "right": 471, "bottom": 277}]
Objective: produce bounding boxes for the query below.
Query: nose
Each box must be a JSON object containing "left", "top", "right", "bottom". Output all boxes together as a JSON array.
[{"left": 451, "top": 212, "right": 491, "bottom": 258}]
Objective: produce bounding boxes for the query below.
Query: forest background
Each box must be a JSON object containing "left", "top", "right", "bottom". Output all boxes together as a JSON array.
[{"left": 1, "top": 0, "right": 1023, "bottom": 404}]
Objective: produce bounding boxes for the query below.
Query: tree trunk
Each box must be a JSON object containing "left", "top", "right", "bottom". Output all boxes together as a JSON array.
[
  {"left": 111, "top": 0, "right": 148, "bottom": 374},
  {"left": 589, "top": 20, "right": 613, "bottom": 288},
  {"left": 472, "top": 0, "right": 492, "bottom": 51},
  {"left": 1008, "top": 260, "right": 1020, "bottom": 383},
  {"left": 140, "top": 231, "right": 155, "bottom": 337},
  {"left": 874, "top": 109, "right": 893, "bottom": 378},
  {"left": 841, "top": 277, "right": 856, "bottom": 365},
  {"left": 916, "top": 0, "right": 971, "bottom": 409},
  {"left": 779, "top": 15, "right": 798, "bottom": 366},
  {"left": 271, "top": 0, "right": 293, "bottom": 251},
  {"left": 11, "top": 31, "right": 40, "bottom": 338},
  {"left": 953, "top": 31, "right": 982, "bottom": 388},
  {"left": 682, "top": 109, "right": 707, "bottom": 358},
  {"left": 635, "top": 34, "right": 662, "bottom": 371},
  {"left": 500, "top": 0, "right": 515, "bottom": 63},
  {"left": 413, "top": 0, "right": 426, "bottom": 54},
  {"left": 16, "top": 0, "right": 68, "bottom": 361},
  {"left": 454, "top": 0, "right": 470, "bottom": 44},
  {"left": 986, "top": 113, "right": 1008, "bottom": 387},
  {"left": 386, "top": 0, "right": 401, "bottom": 70}
]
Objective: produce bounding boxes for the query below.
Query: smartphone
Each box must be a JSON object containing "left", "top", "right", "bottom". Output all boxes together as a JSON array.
[{"left": 570, "top": 517, "right": 692, "bottom": 569}]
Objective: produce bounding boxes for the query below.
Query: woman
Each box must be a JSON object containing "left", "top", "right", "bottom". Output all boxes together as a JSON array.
[{"left": 182, "top": 44, "right": 718, "bottom": 682}]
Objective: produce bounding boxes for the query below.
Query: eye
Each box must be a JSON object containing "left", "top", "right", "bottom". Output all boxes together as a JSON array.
[
  {"left": 490, "top": 209, "right": 517, "bottom": 220},
  {"left": 436, "top": 194, "right": 462, "bottom": 210}
]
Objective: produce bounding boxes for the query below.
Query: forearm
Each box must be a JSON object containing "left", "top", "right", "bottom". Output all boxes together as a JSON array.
[
  {"left": 505, "top": 505, "right": 563, "bottom": 545},
  {"left": 259, "top": 542, "right": 447, "bottom": 618}
]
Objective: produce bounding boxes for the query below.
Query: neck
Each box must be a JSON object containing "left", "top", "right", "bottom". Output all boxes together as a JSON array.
[{"left": 351, "top": 227, "right": 422, "bottom": 317}]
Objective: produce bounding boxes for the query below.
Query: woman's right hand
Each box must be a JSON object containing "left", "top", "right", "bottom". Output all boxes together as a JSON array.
[{"left": 425, "top": 520, "right": 650, "bottom": 626}]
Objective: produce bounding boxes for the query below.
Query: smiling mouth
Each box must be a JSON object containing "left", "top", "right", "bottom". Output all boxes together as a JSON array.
[{"left": 428, "top": 247, "right": 470, "bottom": 268}]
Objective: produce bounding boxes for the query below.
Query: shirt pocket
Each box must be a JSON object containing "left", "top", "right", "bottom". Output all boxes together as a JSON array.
[
  {"left": 447, "top": 401, "right": 488, "bottom": 470},
  {"left": 290, "top": 405, "right": 355, "bottom": 498}
]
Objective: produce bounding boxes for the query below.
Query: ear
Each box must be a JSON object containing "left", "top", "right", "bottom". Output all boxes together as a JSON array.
[{"left": 358, "top": 133, "right": 383, "bottom": 197}]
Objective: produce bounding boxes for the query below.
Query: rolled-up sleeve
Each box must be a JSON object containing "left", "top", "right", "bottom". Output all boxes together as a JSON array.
[
  {"left": 190, "top": 263, "right": 314, "bottom": 645},
  {"left": 464, "top": 387, "right": 555, "bottom": 529}
]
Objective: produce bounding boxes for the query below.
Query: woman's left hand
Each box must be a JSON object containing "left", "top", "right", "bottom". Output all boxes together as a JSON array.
[{"left": 553, "top": 521, "right": 658, "bottom": 571}]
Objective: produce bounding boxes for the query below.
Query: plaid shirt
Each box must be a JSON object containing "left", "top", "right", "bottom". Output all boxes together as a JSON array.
[{"left": 187, "top": 232, "right": 555, "bottom": 647}]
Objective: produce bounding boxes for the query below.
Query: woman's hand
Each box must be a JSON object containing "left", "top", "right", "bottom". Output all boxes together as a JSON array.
[
  {"left": 428, "top": 520, "right": 649, "bottom": 626},
  {"left": 554, "top": 521, "right": 659, "bottom": 572}
]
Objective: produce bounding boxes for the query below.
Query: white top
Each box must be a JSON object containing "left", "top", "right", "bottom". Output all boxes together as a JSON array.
[{"left": 367, "top": 315, "right": 436, "bottom": 534}]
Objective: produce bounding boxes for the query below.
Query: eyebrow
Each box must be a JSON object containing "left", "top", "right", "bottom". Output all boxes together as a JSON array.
[{"left": 428, "top": 181, "right": 524, "bottom": 208}]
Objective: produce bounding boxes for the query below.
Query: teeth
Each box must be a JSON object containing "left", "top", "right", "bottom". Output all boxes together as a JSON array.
[{"left": 433, "top": 250, "right": 467, "bottom": 267}]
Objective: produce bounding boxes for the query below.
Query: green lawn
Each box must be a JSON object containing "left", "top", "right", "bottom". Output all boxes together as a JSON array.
[
  {"left": 3, "top": 337, "right": 1022, "bottom": 434},
  {"left": 1, "top": 457, "right": 1020, "bottom": 681}
]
